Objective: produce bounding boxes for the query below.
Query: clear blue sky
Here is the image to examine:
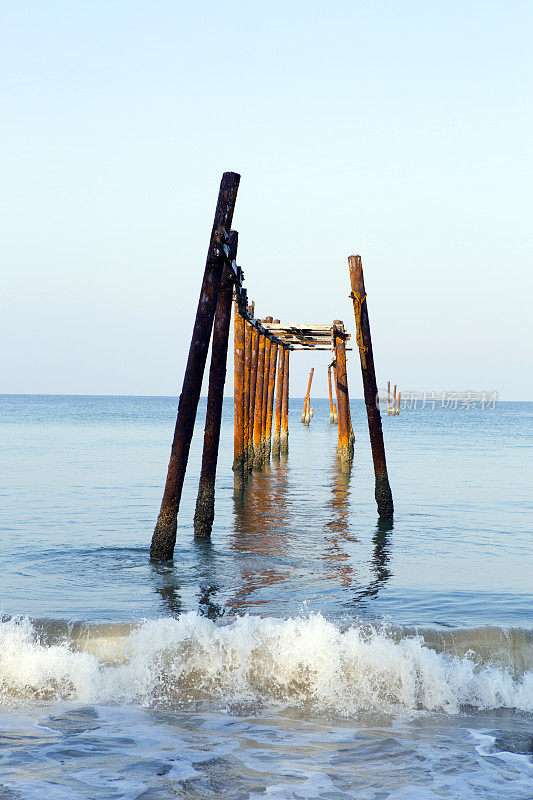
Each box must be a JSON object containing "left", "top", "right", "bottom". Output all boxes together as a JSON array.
[{"left": 2, "top": 1, "right": 531, "bottom": 399}]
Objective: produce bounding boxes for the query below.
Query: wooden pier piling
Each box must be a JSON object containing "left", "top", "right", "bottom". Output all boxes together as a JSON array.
[
  {"left": 333, "top": 320, "right": 353, "bottom": 468},
  {"left": 280, "top": 349, "right": 290, "bottom": 454},
  {"left": 150, "top": 171, "right": 240, "bottom": 560},
  {"left": 193, "top": 231, "right": 238, "bottom": 537},
  {"left": 272, "top": 346, "right": 285, "bottom": 456},
  {"left": 333, "top": 361, "right": 339, "bottom": 420},
  {"left": 348, "top": 255, "right": 393, "bottom": 518},
  {"left": 265, "top": 320, "right": 279, "bottom": 459},
  {"left": 243, "top": 309, "right": 252, "bottom": 472},
  {"left": 387, "top": 380, "right": 391, "bottom": 415},
  {"left": 301, "top": 368, "right": 314, "bottom": 425},
  {"left": 253, "top": 329, "right": 266, "bottom": 469},
  {"left": 248, "top": 323, "right": 259, "bottom": 466},
  {"left": 392, "top": 384, "right": 397, "bottom": 418},
  {"left": 232, "top": 282, "right": 245, "bottom": 492},
  {"left": 261, "top": 317, "right": 273, "bottom": 462},
  {"left": 328, "top": 364, "right": 334, "bottom": 423}
]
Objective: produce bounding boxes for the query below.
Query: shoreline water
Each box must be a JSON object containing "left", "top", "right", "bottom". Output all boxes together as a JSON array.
[{"left": 0, "top": 394, "right": 531, "bottom": 798}]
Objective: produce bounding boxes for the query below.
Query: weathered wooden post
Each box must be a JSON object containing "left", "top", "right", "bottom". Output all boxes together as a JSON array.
[
  {"left": 332, "top": 360, "right": 339, "bottom": 423},
  {"left": 244, "top": 302, "right": 254, "bottom": 471},
  {"left": 248, "top": 323, "right": 259, "bottom": 466},
  {"left": 387, "top": 380, "right": 391, "bottom": 415},
  {"left": 150, "top": 171, "right": 240, "bottom": 560},
  {"left": 396, "top": 391, "right": 401, "bottom": 416},
  {"left": 392, "top": 384, "right": 397, "bottom": 418},
  {"left": 328, "top": 364, "right": 335, "bottom": 423},
  {"left": 243, "top": 312, "right": 251, "bottom": 472},
  {"left": 333, "top": 320, "right": 354, "bottom": 468},
  {"left": 332, "top": 359, "right": 339, "bottom": 416},
  {"left": 253, "top": 329, "right": 266, "bottom": 469},
  {"left": 232, "top": 282, "right": 245, "bottom": 493},
  {"left": 306, "top": 367, "right": 314, "bottom": 423},
  {"left": 272, "top": 346, "right": 285, "bottom": 457},
  {"left": 348, "top": 254, "right": 393, "bottom": 518},
  {"left": 301, "top": 367, "right": 314, "bottom": 424},
  {"left": 280, "top": 348, "right": 290, "bottom": 454},
  {"left": 265, "top": 320, "right": 279, "bottom": 459},
  {"left": 193, "top": 231, "right": 239, "bottom": 537},
  {"left": 261, "top": 317, "right": 273, "bottom": 462}
]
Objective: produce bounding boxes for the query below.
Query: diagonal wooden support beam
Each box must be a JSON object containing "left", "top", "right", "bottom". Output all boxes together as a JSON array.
[
  {"left": 150, "top": 172, "right": 240, "bottom": 560},
  {"left": 193, "top": 231, "right": 239, "bottom": 537}
]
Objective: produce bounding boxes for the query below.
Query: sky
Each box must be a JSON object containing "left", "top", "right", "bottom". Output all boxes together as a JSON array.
[{"left": 1, "top": 0, "right": 532, "bottom": 399}]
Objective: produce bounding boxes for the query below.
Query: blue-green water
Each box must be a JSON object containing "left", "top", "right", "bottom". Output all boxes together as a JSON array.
[{"left": 0, "top": 395, "right": 531, "bottom": 798}]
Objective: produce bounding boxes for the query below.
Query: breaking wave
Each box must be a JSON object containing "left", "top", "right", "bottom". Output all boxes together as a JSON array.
[{"left": 1, "top": 614, "right": 532, "bottom": 715}]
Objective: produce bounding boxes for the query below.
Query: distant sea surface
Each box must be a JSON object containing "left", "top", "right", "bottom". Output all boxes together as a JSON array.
[{"left": 0, "top": 394, "right": 531, "bottom": 799}]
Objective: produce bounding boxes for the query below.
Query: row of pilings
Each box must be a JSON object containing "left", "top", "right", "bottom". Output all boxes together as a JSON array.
[{"left": 232, "top": 307, "right": 290, "bottom": 489}]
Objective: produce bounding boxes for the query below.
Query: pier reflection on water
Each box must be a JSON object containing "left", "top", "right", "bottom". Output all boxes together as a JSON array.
[
  {"left": 323, "top": 456, "right": 358, "bottom": 588},
  {"left": 2, "top": 395, "right": 530, "bottom": 631},
  {"left": 149, "top": 444, "right": 393, "bottom": 620},
  {"left": 229, "top": 454, "right": 292, "bottom": 612},
  {"left": 229, "top": 452, "right": 393, "bottom": 614}
]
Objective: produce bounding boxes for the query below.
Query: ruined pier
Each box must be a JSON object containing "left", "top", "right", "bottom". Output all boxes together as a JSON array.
[{"left": 150, "top": 173, "right": 393, "bottom": 559}]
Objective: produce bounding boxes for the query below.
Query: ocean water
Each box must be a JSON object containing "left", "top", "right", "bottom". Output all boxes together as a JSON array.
[{"left": 0, "top": 394, "right": 531, "bottom": 799}]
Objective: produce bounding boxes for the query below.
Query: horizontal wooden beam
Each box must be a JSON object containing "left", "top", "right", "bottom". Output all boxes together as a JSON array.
[
  {"left": 291, "top": 346, "right": 353, "bottom": 351},
  {"left": 264, "top": 324, "right": 338, "bottom": 332},
  {"left": 262, "top": 323, "right": 351, "bottom": 340}
]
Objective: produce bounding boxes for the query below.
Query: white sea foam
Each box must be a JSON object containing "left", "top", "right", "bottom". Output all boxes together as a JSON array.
[{"left": 1, "top": 614, "right": 532, "bottom": 715}]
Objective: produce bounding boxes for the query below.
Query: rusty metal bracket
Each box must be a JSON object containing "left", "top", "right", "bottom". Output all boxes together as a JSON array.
[
  {"left": 210, "top": 227, "right": 231, "bottom": 263},
  {"left": 349, "top": 291, "right": 368, "bottom": 369}
]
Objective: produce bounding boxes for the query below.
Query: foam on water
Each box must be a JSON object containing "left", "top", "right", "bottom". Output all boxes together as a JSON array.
[
  {"left": 1, "top": 614, "right": 531, "bottom": 715},
  {"left": 2, "top": 397, "right": 531, "bottom": 797}
]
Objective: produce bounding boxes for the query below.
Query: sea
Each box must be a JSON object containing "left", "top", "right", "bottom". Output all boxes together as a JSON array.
[{"left": 0, "top": 393, "right": 531, "bottom": 799}]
